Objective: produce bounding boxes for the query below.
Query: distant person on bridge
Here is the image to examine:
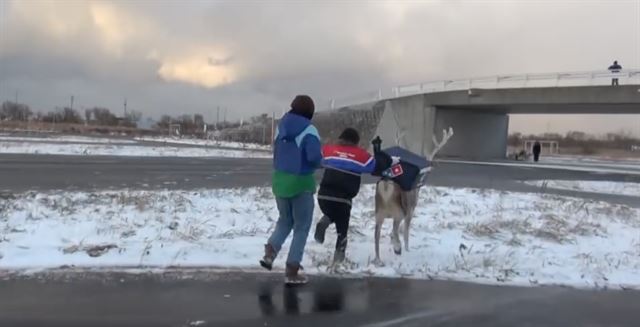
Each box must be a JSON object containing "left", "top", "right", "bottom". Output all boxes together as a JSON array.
[
  {"left": 260, "top": 95, "right": 322, "bottom": 285},
  {"left": 532, "top": 141, "right": 542, "bottom": 162},
  {"left": 608, "top": 60, "right": 622, "bottom": 86}
]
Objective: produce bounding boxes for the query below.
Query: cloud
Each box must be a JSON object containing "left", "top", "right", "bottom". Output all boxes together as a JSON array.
[
  {"left": 157, "top": 47, "right": 237, "bottom": 88},
  {"left": 0, "top": 0, "right": 639, "bottom": 137}
]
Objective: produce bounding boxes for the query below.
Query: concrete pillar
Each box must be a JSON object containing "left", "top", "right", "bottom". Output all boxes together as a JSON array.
[
  {"left": 434, "top": 109, "right": 509, "bottom": 159},
  {"left": 372, "top": 95, "right": 436, "bottom": 156}
]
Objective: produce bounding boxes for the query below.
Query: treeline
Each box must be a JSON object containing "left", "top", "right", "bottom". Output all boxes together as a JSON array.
[
  {"left": 215, "top": 105, "right": 383, "bottom": 146},
  {"left": 1, "top": 101, "right": 141, "bottom": 127}
]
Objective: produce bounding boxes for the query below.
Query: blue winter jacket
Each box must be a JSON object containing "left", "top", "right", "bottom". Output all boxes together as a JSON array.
[{"left": 272, "top": 112, "right": 322, "bottom": 197}]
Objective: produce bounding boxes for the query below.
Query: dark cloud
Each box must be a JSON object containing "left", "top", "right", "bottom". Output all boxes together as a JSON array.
[{"left": 0, "top": 0, "right": 639, "bottom": 135}]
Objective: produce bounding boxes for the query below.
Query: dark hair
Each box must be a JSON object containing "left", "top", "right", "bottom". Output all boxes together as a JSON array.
[
  {"left": 339, "top": 128, "right": 360, "bottom": 145},
  {"left": 290, "top": 95, "right": 315, "bottom": 120}
]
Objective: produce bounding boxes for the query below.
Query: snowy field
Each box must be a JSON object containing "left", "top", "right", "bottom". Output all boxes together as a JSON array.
[
  {"left": 1, "top": 185, "right": 638, "bottom": 290},
  {"left": 543, "top": 155, "right": 640, "bottom": 165},
  {"left": 541, "top": 156, "right": 640, "bottom": 171},
  {"left": 135, "top": 136, "right": 271, "bottom": 151},
  {"left": 0, "top": 135, "right": 137, "bottom": 144},
  {"left": 0, "top": 141, "right": 271, "bottom": 158},
  {"left": 441, "top": 159, "right": 640, "bottom": 176},
  {"left": 526, "top": 180, "right": 640, "bottom": 198}
]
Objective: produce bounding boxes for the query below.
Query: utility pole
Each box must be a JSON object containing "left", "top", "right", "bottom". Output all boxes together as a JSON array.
[
  {"left": 271, "top": 111, "right": 276, "bottom": 151},
  {"left": 124, "top": 98, "right": 128, "bottom": 118},
  {"left": 262, "top": 124, "right": 266, "bottom": 145},
  {"left": 70, "top": 95, "right": 74, "bottom": 110},
  {"left": 14, "top": 90, "right": 18, "bottom": 104},
  {"left": 223, "top": 107, "right": 227, "bottom": 123},
  {"left": 216, "top": 106, "right": 220, "bottom": 129}
]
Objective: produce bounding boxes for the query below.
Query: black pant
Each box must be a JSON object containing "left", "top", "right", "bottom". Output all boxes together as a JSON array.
[
  {"left": 612, "top": 78, "right": 619, "bottom": 86},
  {"left": 318, "top": 199, "right": 351, "bottom": 251},
  {"left": 533, "top": 152, "right": 540, "bottom": 162}
]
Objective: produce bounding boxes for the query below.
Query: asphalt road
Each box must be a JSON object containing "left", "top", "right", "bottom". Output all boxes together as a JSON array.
[
  {"left": 1, "top": 153, "right": 638, "bottom": 206},
  {"left": 1, "top": 270, "right": 639, "bottom": 327}
]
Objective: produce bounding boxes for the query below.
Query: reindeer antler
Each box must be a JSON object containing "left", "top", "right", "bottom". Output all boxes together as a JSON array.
[
  {"left": 395, "top": 130, "right": 407, "bottom": 146},
  {"left": 428, "top": 127, "right": 454, "bottom": 160}
]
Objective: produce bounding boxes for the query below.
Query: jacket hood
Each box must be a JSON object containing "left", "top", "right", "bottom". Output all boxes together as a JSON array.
[{"left": 277, "top": 112, "right": 311, "bottom": 140}]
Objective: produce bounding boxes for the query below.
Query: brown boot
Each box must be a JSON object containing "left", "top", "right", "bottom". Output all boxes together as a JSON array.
[
  {"left": 285, "top": 263, "right": 308, "bottom": 285},
  {"left": 259, "top": 244, "right": 276, "bottom": 271}
]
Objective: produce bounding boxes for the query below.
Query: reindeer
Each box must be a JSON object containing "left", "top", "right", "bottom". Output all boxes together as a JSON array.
[{"left": 373, "top": 127, "right": 454, "bottom": 266}]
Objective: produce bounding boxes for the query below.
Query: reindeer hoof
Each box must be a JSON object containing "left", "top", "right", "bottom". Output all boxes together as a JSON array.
[{"left": 394, "top": 248, "right": 402, "bottom": 255}]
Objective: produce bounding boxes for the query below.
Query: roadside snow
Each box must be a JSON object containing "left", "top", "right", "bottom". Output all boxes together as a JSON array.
[
  {"left": 0, "top": 135, "right": 137, "bottom": 144},
  {"left": 543, "top": 155, "right": 640, "bottom": 165},
  {"left": 1, "top": 186, "right": 639, "bottom": 289},
  {"left": 135, "top": 136, "right": 271, "bottom": 151},
  {"left": 526, "top": 180, "right": 640, "bottom": 198},
  {"left": 439, "top": 159, "right": 640, "bottom": 176},
  {"left": 0, "top": 141, "right": 271, "bottom": 158},
  {"left": 540, "top": 156, "right": 640, "bottom": 171}
]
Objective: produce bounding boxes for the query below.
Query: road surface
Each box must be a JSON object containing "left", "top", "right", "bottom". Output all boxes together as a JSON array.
[
  {"left": 1, "top": 270, "right": 639, "bottom": 327},
  {"left": 1, "top": 154, "right": 638, "bottom": 206}
]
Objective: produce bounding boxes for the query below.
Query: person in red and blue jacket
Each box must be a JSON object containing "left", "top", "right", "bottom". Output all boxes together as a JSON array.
[{"left": 314, "top": 128, "right": 395, "bottom": 265}]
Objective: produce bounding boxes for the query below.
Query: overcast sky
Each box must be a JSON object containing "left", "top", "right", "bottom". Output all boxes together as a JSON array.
[{"left": 1, "top": 0, "right": 639, "bottom": 136}]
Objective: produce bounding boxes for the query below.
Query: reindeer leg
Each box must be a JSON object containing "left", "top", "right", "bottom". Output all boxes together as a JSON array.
[
  {"left": 403, "top": 217, "right": 411, "bottom": 252},
  {"left": 392, "top": 217, "right": 402, "bottom": 255},
  {"left": 373, "top": 213, "right": 384, "bottom": 266}
]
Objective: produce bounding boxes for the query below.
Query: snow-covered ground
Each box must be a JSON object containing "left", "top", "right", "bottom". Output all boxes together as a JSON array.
[
  {"left": 543, "top": 155, "right": 640, "bottom": 165},
  {"left": 1, "top": 185, "right": 638, "bottom": 290},
  {"left": 0, "top": 135, "right": 137, "bottom": 144},
  {"left": 135, "top": 136, "right": 271, "bottom": 151},
  {"left": 0, "top": 141, "right": 271, "bottom": 158},
  {"left": 541, "top": 156, "right": 640, "bottom": 171},
  {"left": 526, "top": 180, "right": 640, "bottom": 198},
  {"left": 440, "top": 159, "right": 640, "bottom": 176}
]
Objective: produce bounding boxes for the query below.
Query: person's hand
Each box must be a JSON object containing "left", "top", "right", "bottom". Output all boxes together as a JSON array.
[
  {"left": 391, "top": 156, "right": 401, "bottom": 165},
  {"left": 372, "top": 136, "right": 382, "bottom": 153}
]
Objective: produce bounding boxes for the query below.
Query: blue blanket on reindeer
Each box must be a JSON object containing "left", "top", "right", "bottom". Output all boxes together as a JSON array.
[
  {"left": 380, "top": 146, "right": 432, "bottom": 191},
  {"left": 371, "top": 136, "right": 431, "bottom": 192}
]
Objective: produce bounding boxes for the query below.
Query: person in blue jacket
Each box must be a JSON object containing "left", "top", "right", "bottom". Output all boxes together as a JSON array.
[{"left": 260, "top": 95, "right": 322, "bottom": 285}]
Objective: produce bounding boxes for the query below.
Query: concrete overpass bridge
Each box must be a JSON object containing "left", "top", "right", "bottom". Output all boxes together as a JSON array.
[{"left": 330, "top": 70, "right": 640, "bottom": 159}]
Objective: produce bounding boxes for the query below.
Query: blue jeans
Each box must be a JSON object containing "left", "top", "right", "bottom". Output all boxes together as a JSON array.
[{"left": 267, "top": 192, "right": 314, "bottom": 265}]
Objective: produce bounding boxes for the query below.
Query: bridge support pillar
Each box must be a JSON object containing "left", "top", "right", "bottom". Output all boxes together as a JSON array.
[
  {"left": 373, "top": 96, "right": 509, "bottom": 160},
  {"left": 434, "top": 109, "right": 509, "bottom": 159},
  {"left": 373, "top": 95, "right": 436, "bottom": 156}
]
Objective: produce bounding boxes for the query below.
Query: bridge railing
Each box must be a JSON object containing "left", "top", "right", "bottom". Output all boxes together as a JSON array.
[{"left": 328, "top": 69, "right": 640, "bottom": 109}]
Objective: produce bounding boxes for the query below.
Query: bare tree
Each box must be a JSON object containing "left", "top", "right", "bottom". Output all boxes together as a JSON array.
[{"left": 1, "top": 101, "right": 33, "bottom": 121}]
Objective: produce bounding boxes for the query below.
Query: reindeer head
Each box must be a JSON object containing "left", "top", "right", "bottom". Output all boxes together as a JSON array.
[{"left": 427, "top": 127, "right": 454, "bottom": 161}]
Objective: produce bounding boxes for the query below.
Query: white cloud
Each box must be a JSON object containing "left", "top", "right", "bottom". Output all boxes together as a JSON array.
[{"left": 0, "top": 0, "right": 639, "bottom": 136}]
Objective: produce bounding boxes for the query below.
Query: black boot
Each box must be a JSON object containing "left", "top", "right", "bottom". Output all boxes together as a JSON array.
[
  {"left": 314, "top": 216, "right": 331, "bottom": 244},
  {"left": 285, "top": 263, "right": 308, "bottom": 285},
  {"left": 333, "top": 248, "right": 345, "bottom": 264},
  {"left": 259, "top": 244, "right": 276, "bottom": 271},
  {"left": 333, "top": 236, "right": 347, "bottom": 264}
]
